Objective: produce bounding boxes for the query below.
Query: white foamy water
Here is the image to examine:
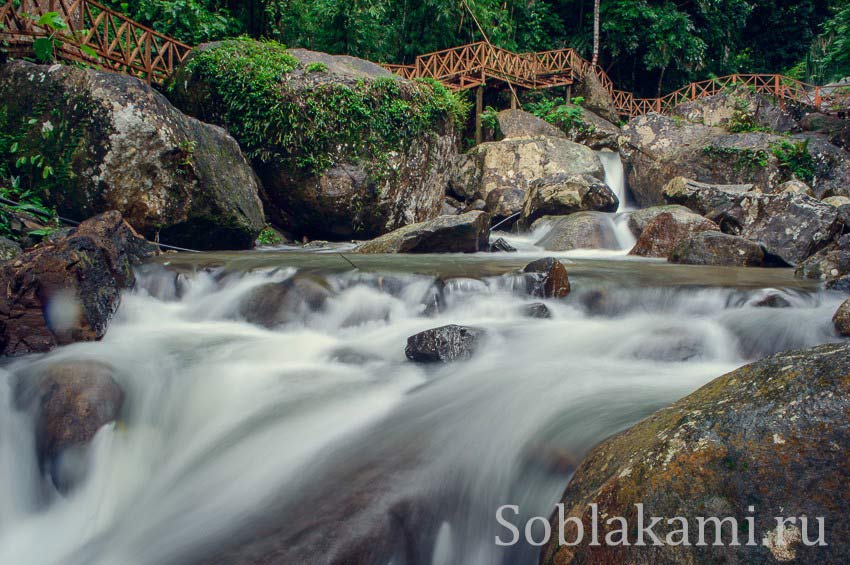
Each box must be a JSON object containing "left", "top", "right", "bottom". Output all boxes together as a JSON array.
[
  {"left": 598, "top": 150, "right": 628, "bottom": 212},
  {"left": 0, "top": 262, "right": 841, "bottom": 564}
]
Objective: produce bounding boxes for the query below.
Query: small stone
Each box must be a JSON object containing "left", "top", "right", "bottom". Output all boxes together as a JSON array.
[
  {"left": 405, "top": 325, "right": 484, "bottom": 363},
  {"left": 521, "top": 303, "right": 552, "bottom": 319},
  {"left": 522, "top": 258, "right": 571, "bottom": 298},
  {"left": 833, "top": 299, "right": 850, "bottom": 336},
  {"left": 489, "top": 237, "right": 517, "bottom": 253}
]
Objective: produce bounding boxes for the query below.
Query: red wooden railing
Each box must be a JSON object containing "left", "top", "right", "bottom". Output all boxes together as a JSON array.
[{"left": 2, "top": 1, "right": 848, "bottom": 116}]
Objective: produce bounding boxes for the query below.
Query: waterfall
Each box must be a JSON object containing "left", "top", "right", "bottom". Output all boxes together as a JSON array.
[{"left": 598, "top": 150, "right": 628, "bottom": 212}]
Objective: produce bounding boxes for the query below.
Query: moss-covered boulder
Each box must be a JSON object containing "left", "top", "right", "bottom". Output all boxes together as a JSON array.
[
  {"left": 169, "top": 39, "right": 465, "bottom": 240},
  {"left": 0, "top": 60, "right": 264, "bottom": 250},
  {"left": 542, "top": 342, "right": 850, "bottom": 564}
]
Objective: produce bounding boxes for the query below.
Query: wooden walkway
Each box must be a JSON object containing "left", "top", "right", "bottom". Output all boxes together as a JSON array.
[{"left": 1, "top": 1, "right": 848, "bottom": 119}]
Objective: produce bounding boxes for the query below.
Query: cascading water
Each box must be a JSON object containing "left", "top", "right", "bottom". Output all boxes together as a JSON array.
[
  {"left": 598, "top": 150, "right": 628, "bottom": 212},
  {"left": 0, "top": 255, "right": 841, "bottom": 565}
]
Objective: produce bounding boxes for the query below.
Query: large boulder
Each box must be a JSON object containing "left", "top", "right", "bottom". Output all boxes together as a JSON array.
[
  {"left": 521, "top": 173, "right": 618, "bottom": 224},
  {"left": 0, "top": 60, "right": 264, "bottom": 250},
  {"left": 665, "top": 178, "right": 842, "bottom": 265},
  {"left": 534, "top": 212, "right": 621, "bottom": 251},
  {"left": 628, "top": 210, "right": 719, "bottom": 258},
  {"left": 170, "top": 39, "right": 460, "bottom": 240},
  {"left": 451, "top": 136, "right": 604, "bottom": 218},
  {"left": 355, "top": 211, "right": 490, "bottom": 254},
  {"left": 573, "top": 66, "right": 619, "bottom": 123},
  {"left": 522, "top": 257, "right": 571, "bottom": 298},
  {"left": 621, "top": 112, "right": 850, "bottom": 206},
  {"left": 405, "top": 324, "right": 484, "bottom": 363},
  {"left": 0, "top": 211, "right": 155, "bottom": 355},
  {"left": 669, "top": 231, "right": 766, "bottom": 267},
  {"left": 542, "top": 342, "right": 850, "bottom": 564}
]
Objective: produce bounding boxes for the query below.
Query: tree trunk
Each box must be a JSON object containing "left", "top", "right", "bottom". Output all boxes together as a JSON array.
[
  {"left": 657, "top": 65, "right": 667, "bottom": 98},
  {"left": 592, "top": 0, "right": 601, "bottom": 66}
]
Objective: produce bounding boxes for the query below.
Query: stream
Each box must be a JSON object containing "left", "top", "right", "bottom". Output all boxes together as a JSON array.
[{"left": 0, "top": 154, "right": 844, "bottom": 564}]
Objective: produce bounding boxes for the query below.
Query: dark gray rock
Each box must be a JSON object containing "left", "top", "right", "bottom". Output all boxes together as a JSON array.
[
  {"left": 795, "top": 235, "right": 850, "bottom": 280},
  {"left": 520, "top": 303, "right": 552, "bottom": 319},
  {"left": 522, "top": 257, "right": 571, "bottom": 298},
  {"left": 752, "top": 293, "right": 792, "bottom": 308},
  {"left": 669, "top": 231, "right": 766, "bottom": 267},
  {"left": 826, "top": 275, "right": 850, "bottom": 293},
  {"left": 405, "top": 324, "right": 484, "bottom": 363},
  {"left": 355, "top": 212, "right": 491, "bottom": 254},
  {"left": 237, "top": 276, "right": 331, "bottom": 328},
  {"left": 0, "top": 236, "right": 22, "bottom": 261},
  {"left": 488, "top": 237, "right": 517, "bottom": 253}
]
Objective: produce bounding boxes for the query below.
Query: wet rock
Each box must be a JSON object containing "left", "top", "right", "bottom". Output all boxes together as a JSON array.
[
  {"left": 484, "top": 186, "right": 525, "bottom": 220},
  {"left": 520, "top": 303, "right": 552, "bottom": 319},
  {"left": 0, "top": 61, "right": 264, "bottom": 250},
  {"left": 237, "top": 276, "right": 331, "bottom": 328},
  {"left": 404, "top": 324, "right": 484, "bottom": 363},
  {"left": 19, "top": 360, "right": 124, "bottom": 490},
  {"left": 441, "top": 195, "right": 463, "bottom": 216},
  {"left": 578, "top": 289, "right": 620, "bottom": 316},
  {"left": 172, "top": 42, "right": 457, "bottom": 241},
  {"left": 625, "top": 205, "right": 696, "bottom": 238},
  {"left": 795, "top": 235, "right": 850, "bottom": 280},
  {"left": 450, "top": 136, "right": 604, "bottom": 218},
  {"left": 522, "top": 257, "right": 571, "bottom": 298},
  {"left": 628, "top": 210, "right": 719, "bottom": 258},
  {"left": 0, "top": 212, "right": 156, "bottom": 355},
  {"left": 0, "top": 236, "right": 22, "bottom": 261},
  {"left": 497, "top": 109, "right": 565, "bottom": 140},
  {"left": 834, "top": 300, "right": 850, "bottom": 336},
  {"left": 826, "top": 275, "right": 850, "bottom": 293},
  {"left": 489, "top": 238, "right": 517, "bottom": 253},
  {"left": 669, "top": 231, "right": 766, "bottom": 267},
  {"left": 521, "top": 173, "right": 618, "bottom": 225},
  {"left": 752, "top": 293, "right": 792, "bottom": 308},
  {"left": 355, "top": 211, "right": 490, "bottom": 254},
  {"left": 543, "top": 341, "right": 850, "bottom": 565},
  {"left": 533, "top": 212, "right": 620, "bottom": 251}
]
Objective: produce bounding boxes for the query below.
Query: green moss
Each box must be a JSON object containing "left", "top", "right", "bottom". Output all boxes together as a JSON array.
[
  {"left": 256, "top": 226, "right": 283, "bottom": 246},
  {"left": 305, "top": 62, "right": 328, "bottom": 73},
  {"left": 173, "top": 38, "right": 469, "bottom": 176},
  {"left": 702, "top": 145, "right": 768, "bottom": 171}
]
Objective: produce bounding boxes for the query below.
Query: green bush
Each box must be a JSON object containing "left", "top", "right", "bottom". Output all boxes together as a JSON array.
[
  {"left": 770, "top": 139, "right": 814, "bottom": 183},
  {"left": 173, "top": 38, "right": 468, "bottom": 175}
]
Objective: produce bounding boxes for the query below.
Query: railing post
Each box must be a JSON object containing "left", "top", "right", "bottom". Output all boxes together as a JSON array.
[
  {"left": 475, "top": 85, "right": 483, "bottom": 146},
  {"left": 815, "top": 86, "right": 822, "bottom": 110}
]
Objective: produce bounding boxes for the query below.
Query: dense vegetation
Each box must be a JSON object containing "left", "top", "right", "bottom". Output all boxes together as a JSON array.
[
  {"left": 172, "top": 38, "right": 468, "bottom": 175},
  {"left": 103, "top": 0, "right": 850, "bottom": 97}
]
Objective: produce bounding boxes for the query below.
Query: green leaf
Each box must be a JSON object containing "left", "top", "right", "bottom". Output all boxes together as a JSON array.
[
  {"left": 79, "top": 44, "right": 98, "bottom": 59},
  {"left": 9, "top": 142, "right": 18, "bottom": 153},
  {"left": 32, "top": 37, "right": 54, "bottom": 62},
  {"left": 36, "top": 11, "right": 67, "bottom": 31}
]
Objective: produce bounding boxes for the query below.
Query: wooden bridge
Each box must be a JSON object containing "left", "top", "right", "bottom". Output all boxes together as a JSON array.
[{"left": 2, "top": 0, "right": 848, "bottom": 122}]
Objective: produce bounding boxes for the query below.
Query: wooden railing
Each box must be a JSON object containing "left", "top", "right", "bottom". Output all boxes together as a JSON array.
[
  {"left": 0, "top": 0, "right": 192, "bottom": 85},
  {"left": 2, "top": 2, "right": 847, "bottom": 117},
  {"left": 383, "top": 42, "right": 850, "bottom": 118}
]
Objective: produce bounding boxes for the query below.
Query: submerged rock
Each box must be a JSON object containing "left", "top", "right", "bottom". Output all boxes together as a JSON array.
[
  {"left": 237, "top": 276, "right": 331, "bottom": 328},
  {"left": 33, "top": 360, "right": 123, "bottom": 460},
  {"left": 355, "top": 212, "right": 490, "bottom": 254},
  {"left": 0, "top": 60, "right": 265, "bottom": 250},
  {"left": 0, "top": 212, "right": 155, "bottom": 355},
  {"left": 521, "top": 303, "right": 552, "bottom": 319},
  {"left": 534, "top": 212, "right": 620, "bottom": 251},
  {"left": 752, "top": 293, "right": 792, "bottom": 308},
  {"left": 405, "top": 324, "right": 484, "bottom": 363},
  {"left": 542, "top": 341, "right": 850, "bottom": 564},
  {"left": 669, "top": 231, "right": 765, "bottom": 267},
  {"left": 521, "top": 173, "right": 618, "bottom": 225},
  {"left": 522, "top": 257, "right": 571, "bottom": 298},
  {"left": 628, "top": 210, "right": 719, "bottom": 258}
]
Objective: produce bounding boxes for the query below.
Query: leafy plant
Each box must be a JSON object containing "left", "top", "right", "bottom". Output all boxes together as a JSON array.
[
  {"left": 305, "top": 62, "right": 328, "bottom": 73},
  {"left": 524, "top": 96, "right": 594, "bottom": 136},
  {"left": 770, "top": 139, "right": 814, "bottom": 183},
  {"left": 702, "top": 145, "right": 768, "bottom": 170},
  {"left": 256, "top": 226, "right": 283, "bottom": 246}
]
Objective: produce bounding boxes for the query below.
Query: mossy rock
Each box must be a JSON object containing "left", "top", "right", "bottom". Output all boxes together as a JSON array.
[
  {"left": 542, "top": 342, "right": 850, "bottom": 564},
  {"left": 0, "top": 60, "right": 264, "bottom": 250},
  {"left": 168, "top": 39, "right": 468, "bottom": 240}
]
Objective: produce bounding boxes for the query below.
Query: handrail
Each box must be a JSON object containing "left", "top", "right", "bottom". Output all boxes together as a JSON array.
[
  {"left": 2, "top": 2, "right": 848, "bottom": 116},
  {"left": 1, "top": 0, "right": 192, "bottom": 85}
]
